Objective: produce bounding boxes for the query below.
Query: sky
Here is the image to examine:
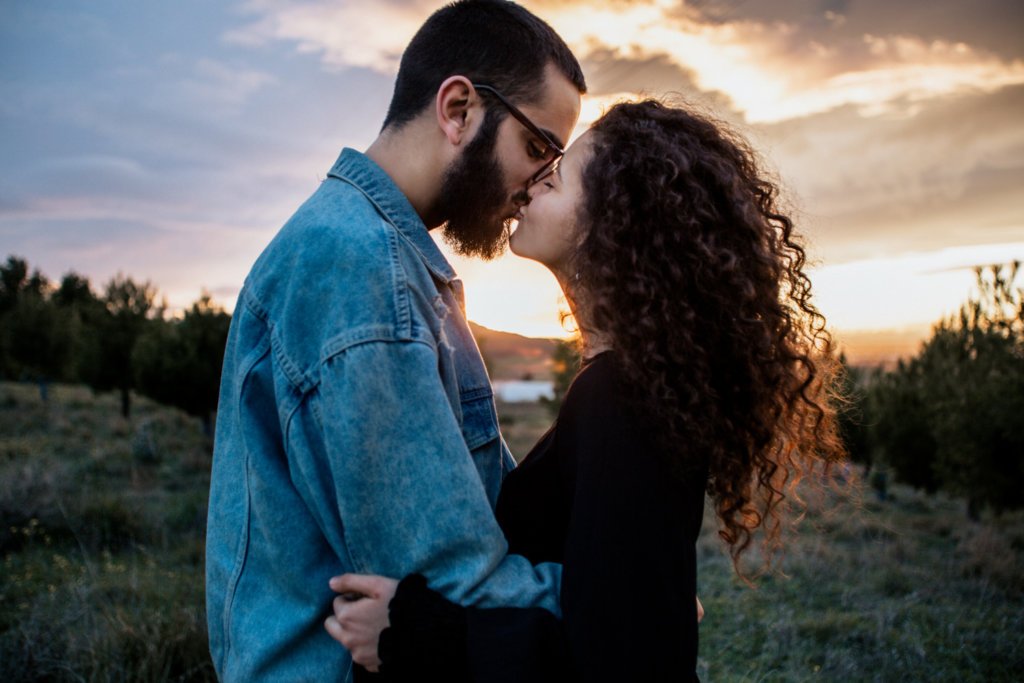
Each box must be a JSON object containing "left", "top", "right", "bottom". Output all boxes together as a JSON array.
[{"left": 3, "top": 0, "right": 1023, "bottom": 363}]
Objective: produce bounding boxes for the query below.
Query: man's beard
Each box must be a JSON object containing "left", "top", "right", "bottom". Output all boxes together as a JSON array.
[{"left": 437, "top": 109, "right": 524, "bottom": 261}]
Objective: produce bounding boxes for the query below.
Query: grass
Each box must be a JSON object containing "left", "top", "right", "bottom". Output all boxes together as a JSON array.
[
  {"left": 2, "top": 385, "right": 1021, "bottom": 681},
  {"left": 0, "top": 382, "right": 214, "bottom": 682},
  {"left": 693, "top": 471, "right": 1024, "bottom": 681},
  {"left": 501, "top": 398, "right": 1024, "bottom": 682}
]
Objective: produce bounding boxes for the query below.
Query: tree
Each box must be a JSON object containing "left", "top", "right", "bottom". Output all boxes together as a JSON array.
[
  {"left": 866, "top": 262, "right": 1024, "bottom": 516},
  {"left": 51, "top": 272, "right": 105, "bottom": 384},
  {"left": 0, "top": 259, "right": 72, "bottom": 388},
  {"left": 921, "top": 263, "right": 1024, "bottom": 516},
  {"left": 541, "top": 338, "right": 581, "bottom": 415},
  {"left": 866, "top": 359, "right": 940, "bottom": 492},
  {"left": 836, "top": 353, "right": 870, "bottom": 471},
  {"left": 95, "top": 275, "right": 158, "bottom": 418},
  {"left": 0, "top": 257, "right": 30, "bottom": 378},
  {"left": 0, "top": 256, "right": 29, "bottom": 315},
  {"left": 135, "top": 293, "right": 231, "bottom": 434}
]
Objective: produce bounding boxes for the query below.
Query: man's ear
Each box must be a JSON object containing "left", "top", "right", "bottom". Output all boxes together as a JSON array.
[{"left": 435, "top": 76, "right": 476, "bottom": 146}]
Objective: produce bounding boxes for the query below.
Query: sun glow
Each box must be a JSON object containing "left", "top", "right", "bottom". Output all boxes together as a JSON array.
[
  {"left": 530, "top": 1, "right": 1024, "bottom": 123},
  {"left": 812, "top": 241, "right": 1024, "bottom": 332}
]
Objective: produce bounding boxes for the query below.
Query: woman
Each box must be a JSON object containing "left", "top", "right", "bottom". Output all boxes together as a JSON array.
[{"left": 325, "top": 100, "right": 844, "bottom": 681}]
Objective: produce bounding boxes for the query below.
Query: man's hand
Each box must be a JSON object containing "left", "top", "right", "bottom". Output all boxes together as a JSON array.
[
  {"left": 697, "top": 595, "right": 705, "bottom": 623},
  {"left": 324, "top": 574, "right": 399, "bottom": 673}
]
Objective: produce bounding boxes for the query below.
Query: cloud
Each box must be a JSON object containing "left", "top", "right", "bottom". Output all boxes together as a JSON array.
[
  {"left": 532, "top": 0, "right": 1024, "bottom": 123},
  {"left": 231, "top": 0, "right": 1024, "bottom": 124},
  {"left": 225, "top": 0, "right": 433, "bottom": 72},
  {"left": 177, "top": 58, "right": 278, "bottom": 113},
  {"left": 685, "top": 0, "right": 1024, "bottom": 61},
  {"left": 5, "top": 0, "right": 1022, "bottom": 340},
  {"left": 759, "top": 84, "right": 1024, "bottom": 262}
]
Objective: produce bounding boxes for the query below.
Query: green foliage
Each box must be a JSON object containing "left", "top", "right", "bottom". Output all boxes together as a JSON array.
[
  {"left": 866, "top": 262, "right": 1024, "bottom": 514},
  {"left": 835, "top": 353, "right": 870, "bottom": 469},
  {"left": 98, "top": 274, "right": 159, "bottom": 418},
  {"left": 866, "top": 359, "right": 941, "bottom": 492},
  {"left": 540, "top": 337, "right": 581, "bottom": 415},
  {"left": 0, "top": 255, "right": 231, "bottom": 425},
  {"left": 0, "top": 257, "right": 73, "bottom": 382},
  {"left": 135, "top": 293, "right": 231, "bottom": 433}
]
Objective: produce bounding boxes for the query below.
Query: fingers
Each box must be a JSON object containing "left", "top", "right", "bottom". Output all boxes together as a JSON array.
[
  {"left": 324, "top": 615, "right": 346, "bottom": 645},
  {"left": 324, "top": 614, "right": 383, "bottom": 669},
  {"left": 329, "top": 573, "right": 389, "bottom": 598},
  {"left": 696, "top": 596, "right": 705, "bottom": 623},
  {"left": 325, "top": 572, "right": 397, "bottom": 671}
]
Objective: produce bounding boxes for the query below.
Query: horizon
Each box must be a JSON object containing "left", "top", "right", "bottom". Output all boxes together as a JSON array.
[{"left": 3, "top": 1, "right": 1023, "bottom": 364}]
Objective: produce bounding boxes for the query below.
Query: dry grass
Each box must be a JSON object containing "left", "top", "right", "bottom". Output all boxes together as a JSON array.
[
  {"left": 0, "top": 382, "right": 214, "bottom": 682},
  {"left": 2, "top": 386, "right": 1022, "bottom": 681},
  {"left": 499, "top": 400, "right": 1024, "bottom": 683}
]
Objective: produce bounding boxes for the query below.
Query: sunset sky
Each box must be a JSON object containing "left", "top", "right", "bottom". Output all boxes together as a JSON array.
[{"left": 3, "top": 0, "right": 1023, "bottom": 363}]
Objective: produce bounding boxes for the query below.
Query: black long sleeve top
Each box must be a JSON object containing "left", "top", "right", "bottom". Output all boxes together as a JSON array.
[{"left": 374, "top": 351, "right": 708, "bottom": 682}]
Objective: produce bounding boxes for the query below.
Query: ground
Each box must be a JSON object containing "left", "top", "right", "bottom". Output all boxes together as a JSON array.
[{"left": 1, "top": 383, "right": 1020, "bottom": 681}]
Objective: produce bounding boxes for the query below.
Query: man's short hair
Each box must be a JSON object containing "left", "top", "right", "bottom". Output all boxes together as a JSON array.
[{"left": 382, "top": 0, "right": 587, "bottom": 131}]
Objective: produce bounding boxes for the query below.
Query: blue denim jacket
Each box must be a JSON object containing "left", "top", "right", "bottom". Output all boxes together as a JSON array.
[{"left": 206, "top": 149, "right": 562, "bottom": 681}]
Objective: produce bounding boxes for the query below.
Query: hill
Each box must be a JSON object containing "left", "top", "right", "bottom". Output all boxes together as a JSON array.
[{"left": 468, "top": 321, "right": 560, "bottom": 380}]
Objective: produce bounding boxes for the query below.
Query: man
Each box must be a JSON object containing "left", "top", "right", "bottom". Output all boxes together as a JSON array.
[{"left": 205, "top": 1, "right": 586, "bottom": 679}]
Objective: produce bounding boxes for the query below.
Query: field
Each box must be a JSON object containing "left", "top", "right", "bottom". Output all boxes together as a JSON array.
[{"left": 2, "top": 382, "right": 1022, "bottom": 681}]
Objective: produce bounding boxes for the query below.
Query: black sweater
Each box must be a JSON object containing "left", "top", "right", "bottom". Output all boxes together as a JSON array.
[{"left": 372, "top": 351, "right": 707, "bottom": 682}]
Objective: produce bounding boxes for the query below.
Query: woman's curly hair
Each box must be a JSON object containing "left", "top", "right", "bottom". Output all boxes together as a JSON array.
[{"left": 573, "top": 99, "right": 845, "bottom": 572}]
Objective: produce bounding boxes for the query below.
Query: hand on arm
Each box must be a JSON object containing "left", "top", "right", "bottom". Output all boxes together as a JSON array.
[{"left": 324, "top": 574, "right": 398, "bottom": 672}]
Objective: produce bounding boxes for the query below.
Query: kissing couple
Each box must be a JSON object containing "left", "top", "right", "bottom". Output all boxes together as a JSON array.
[{"left": 205, "top": 1, "right": 843, "bottom": 681}]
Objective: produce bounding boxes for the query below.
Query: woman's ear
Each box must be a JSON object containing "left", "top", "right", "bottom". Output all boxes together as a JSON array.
[{"left": 435, "top": 76, "right": 476, "bottom": 146}]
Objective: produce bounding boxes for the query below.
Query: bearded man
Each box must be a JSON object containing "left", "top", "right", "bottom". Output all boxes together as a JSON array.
[{"left": 205, "top": 1, "right": 585, "bottom": 680}]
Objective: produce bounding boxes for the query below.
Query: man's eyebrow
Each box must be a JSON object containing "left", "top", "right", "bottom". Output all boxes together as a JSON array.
[{"left": 540, "top": 128, "right": 565, "bottom": 151}]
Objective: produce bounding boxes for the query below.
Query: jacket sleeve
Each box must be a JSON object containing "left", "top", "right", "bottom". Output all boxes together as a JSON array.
[{"left": 315, "top": 338, "right": 561, "bottom": 614}]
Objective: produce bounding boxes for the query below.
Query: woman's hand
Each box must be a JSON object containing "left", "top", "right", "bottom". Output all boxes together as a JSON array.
[{"left": 324, "top": 574, "right": 399, "bottom": 673}]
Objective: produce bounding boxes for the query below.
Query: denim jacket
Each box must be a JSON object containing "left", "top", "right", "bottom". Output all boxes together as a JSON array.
[{"left": 206, "top": 149, "right": 562, "bottom": 681}]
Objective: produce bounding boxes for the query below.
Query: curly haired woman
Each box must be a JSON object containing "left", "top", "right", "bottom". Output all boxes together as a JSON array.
[{"left": 325, "top": 100, "right": 845, "bottom": 682}]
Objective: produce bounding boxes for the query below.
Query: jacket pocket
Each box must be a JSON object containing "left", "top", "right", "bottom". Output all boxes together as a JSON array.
[{"left": 459, "top": 387, "right": 500, "bottom": 451}]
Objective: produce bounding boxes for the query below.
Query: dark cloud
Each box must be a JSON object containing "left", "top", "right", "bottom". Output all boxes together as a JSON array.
[
  {"left": 759, "top": 84, "right": 1024, "bottom": 262},
  {"left": 579, "top": 47, "right": 742, "bottom": 118},
  {"left": 685, "top": 0, "right": 1024, "bottom": 60}
]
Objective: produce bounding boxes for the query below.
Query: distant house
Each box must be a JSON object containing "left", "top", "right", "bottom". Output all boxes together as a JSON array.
[{"left": 492, "top": 380, "right": 555, "bottom": 403}]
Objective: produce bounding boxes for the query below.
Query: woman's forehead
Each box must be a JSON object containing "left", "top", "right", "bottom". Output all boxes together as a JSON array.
[{"left": 563, "top": 131, "right": 593, "bottom": 169}]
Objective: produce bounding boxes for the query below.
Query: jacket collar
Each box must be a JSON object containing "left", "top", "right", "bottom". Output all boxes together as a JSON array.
[{"left": 328, "top": 147, "right": 457, "bottom": 284}]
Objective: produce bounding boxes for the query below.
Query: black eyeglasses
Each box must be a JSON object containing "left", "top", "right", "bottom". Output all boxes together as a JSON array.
[{"left": 472, "top": 83, "right": 565, "bottom": 184}]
